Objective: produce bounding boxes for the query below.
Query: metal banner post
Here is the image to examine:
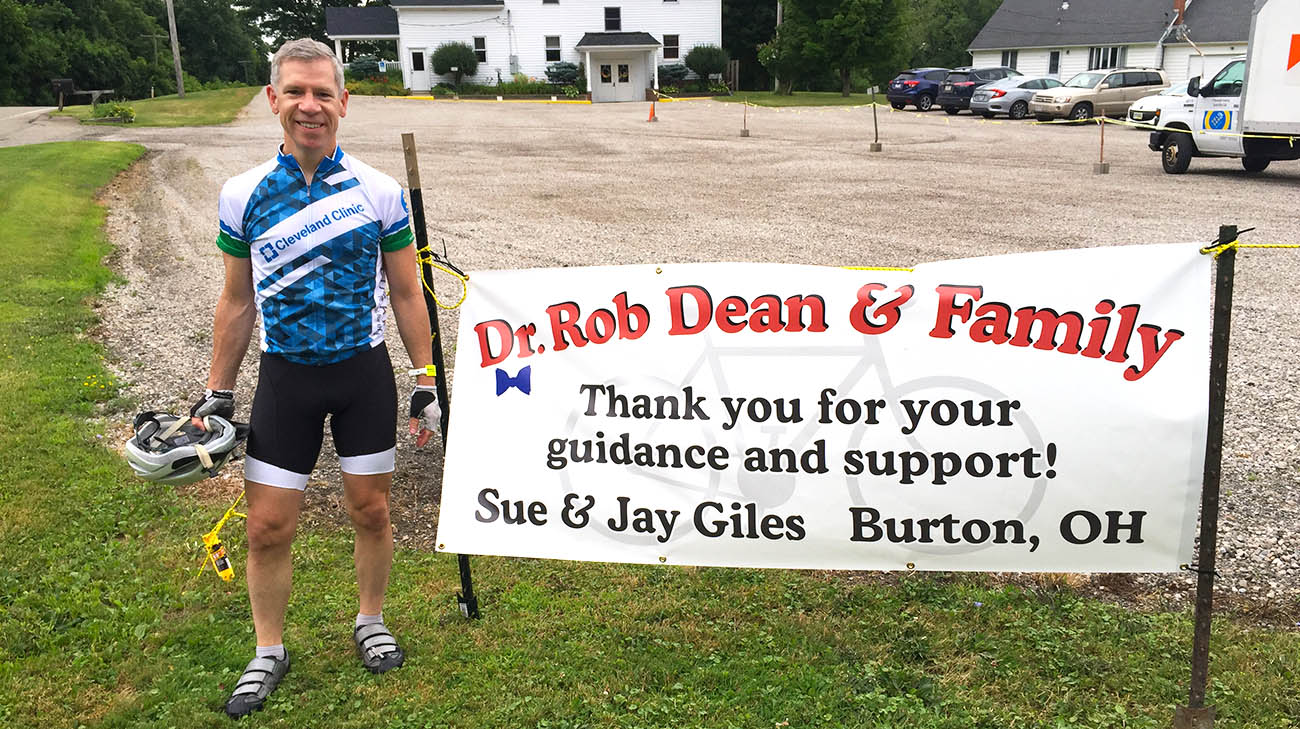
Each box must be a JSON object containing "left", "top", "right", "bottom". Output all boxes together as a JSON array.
[
  {"left": 1173, "top": 224, "right": 1237, "bottom": 729},
  {"left": 400, "top": 132, "right": 480, "bottom": 620}
]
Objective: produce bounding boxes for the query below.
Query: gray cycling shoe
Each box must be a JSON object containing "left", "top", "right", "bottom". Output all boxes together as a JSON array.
[
  {"left": 354, "top": 623, "right": 405, "bottom": 674},
  {"left": 225, "top": 653, "right": 290, "bottom": 718}
]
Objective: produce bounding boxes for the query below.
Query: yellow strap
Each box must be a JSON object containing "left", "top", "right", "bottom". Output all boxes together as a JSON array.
[
  {"left": 407, "top": 365, "right": 438, "bottom": 377},
  {"left": 416, "top": 248, "right": 469, "bottom": 310},
  {"left": 1201, "top": 240, "right": 1300, "bottom": 258}
]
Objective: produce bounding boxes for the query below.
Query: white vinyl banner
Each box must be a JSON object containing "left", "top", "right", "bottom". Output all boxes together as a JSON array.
[{"left": 437, "top": 244, "right": 1211, "bottom": 572}]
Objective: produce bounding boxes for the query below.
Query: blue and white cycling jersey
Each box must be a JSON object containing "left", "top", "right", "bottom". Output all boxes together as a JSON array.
[{"left": 216, "top": 146, "right": 414, "bottom": 365}]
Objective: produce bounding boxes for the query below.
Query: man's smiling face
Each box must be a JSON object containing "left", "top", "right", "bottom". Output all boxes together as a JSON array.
[{"left": 267, "top": 57, "right": 348, "bottom": 159}]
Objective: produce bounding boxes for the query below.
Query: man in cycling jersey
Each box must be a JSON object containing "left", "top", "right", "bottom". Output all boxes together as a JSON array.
[{"left": 188, "top": 38, "right": 442, "bottom": 718}]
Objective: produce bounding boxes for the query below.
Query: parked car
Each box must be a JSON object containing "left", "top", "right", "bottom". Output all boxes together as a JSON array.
[
  {"left": 1029, "top": 68, "right": 1169, "bottom": 121},
  {"left": 886, "top": 67, "right": 949, "bottom": 111},
  {"left": 970, "top": 76, "right": 1062, "bottom": 119},
  {"left": 1126, "top": 84, "right": 1187, "bottom": 126},
  {"left": 936, "top": 66, "right": 1021, "bottom": 114}
]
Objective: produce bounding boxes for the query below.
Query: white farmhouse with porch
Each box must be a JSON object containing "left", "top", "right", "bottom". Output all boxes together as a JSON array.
[
  {"left": 325, "top": 0, "right": 721, "bottom": 102},
  {"left": 968, "top": 0, "right": 1250, "bottom": 90}
]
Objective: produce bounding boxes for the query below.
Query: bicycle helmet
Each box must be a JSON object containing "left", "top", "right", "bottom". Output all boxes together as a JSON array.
[{"left": 124, "top": 411, "right": 249, "bottom": 486}]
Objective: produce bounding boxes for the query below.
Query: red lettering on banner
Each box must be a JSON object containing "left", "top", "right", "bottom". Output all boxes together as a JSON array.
[
  {"left": 929, "top": 286, "right": 1184, "bottom": 381},
  {"left": 474, "top": 319, "right": 514, "bottom": 367}
]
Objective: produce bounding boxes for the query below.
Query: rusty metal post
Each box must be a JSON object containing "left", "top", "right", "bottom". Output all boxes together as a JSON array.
[
  {"left": 1173, "top": 224, "right": 1237, "bottom": 729},
  {"left": 400, "top": 132, "right": 480, "bottom": 620}
]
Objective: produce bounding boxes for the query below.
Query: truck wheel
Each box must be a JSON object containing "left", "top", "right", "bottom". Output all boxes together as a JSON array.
[
  {"left": 916, "top": 93, "right": 933, "bottom": 111},
  {"left": 1161, "top": 131, "right": 1194, "bottom": 174},
  {"left": 1069, "top": 103, "right": 1093, "bottom": 122},
  {"left": 1009, "top": 101, "right": 1028, "bottom": 120},
  {"left": 1242, "top": 156, "right": 1271, "bottom": 173}
]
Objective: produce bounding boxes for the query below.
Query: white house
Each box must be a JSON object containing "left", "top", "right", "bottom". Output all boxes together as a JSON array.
[
  {"left": 968, "top": 0, "right": 1251, "bottom": 90},
  {"left": 325, "top": 0, "right": 722, "bottom": 102}
]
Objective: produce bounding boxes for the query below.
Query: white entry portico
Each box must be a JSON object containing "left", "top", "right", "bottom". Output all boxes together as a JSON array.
[{"left": 576, "top": 32, "right": 661, "bottom": 103}]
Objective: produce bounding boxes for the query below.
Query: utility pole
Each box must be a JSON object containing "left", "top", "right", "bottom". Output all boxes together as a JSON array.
[
  {"left": 164, "top": 0, "right": 185, "bottom": 98},
  {"left": 773, "top": 1, "right": 783, "bottom": 93}
]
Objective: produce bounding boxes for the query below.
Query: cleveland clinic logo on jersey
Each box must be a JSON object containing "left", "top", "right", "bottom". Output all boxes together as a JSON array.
[{"left": 258, "top": 203, "right": 367, "bottom": 262}]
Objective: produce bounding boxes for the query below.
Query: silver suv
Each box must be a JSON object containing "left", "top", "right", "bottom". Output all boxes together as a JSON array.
[{"left": 1029, "top": 68, "right": 1170, "bottom": 121}]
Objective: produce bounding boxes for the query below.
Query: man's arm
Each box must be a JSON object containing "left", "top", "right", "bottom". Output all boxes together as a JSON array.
[
  {"left": 383, "top": 242, "right": 438, "bottom": 446},
  {"left": 205, "top": 253, "right": 257, "bottom": 390}
]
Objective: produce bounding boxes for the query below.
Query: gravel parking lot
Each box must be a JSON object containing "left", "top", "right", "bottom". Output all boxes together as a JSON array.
[{"left": 20, "top": 95, "right": 1296, "bottom": 615}]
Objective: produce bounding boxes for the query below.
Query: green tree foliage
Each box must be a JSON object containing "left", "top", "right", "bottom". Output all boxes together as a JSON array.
[
  {"left": 767, "top": 0, "right": 908, "bottom": 97},
  {"left": 722, "top": 0, "right": 777, "bottom": 91},
  {"left": 757, "top": 3, "right": 826, "bottom": 95},
  {"left": 0, "top": 0, "right": 268, "bottom": 104},
  {"left": 905, "top": 0, "right": 1002, "bottom": 68},
  {"left": 431, "top": 42, "right": 479, "bottom": 87},
  {"left": 684, "top": 44, "right": 730, "bottom": 89}
]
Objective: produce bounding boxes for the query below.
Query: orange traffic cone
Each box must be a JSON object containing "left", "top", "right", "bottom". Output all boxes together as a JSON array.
[{"left": 648, "top": 100, "right": 658, "bottom": 122}]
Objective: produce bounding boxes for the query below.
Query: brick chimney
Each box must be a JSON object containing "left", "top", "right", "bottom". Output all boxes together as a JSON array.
[{"left": 1174, "top": 0, "right": 1187, "bottom": 25}]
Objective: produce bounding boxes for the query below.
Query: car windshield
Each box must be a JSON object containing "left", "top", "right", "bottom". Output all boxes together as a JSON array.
[
  {"left": 895, "top": 72, "right": 918, "bottom": 81},
  {"left": 1064, "top": 72, "right": 1104, "bottom": 88},
  {"left": 946, "top": 73, "right": 970, "bottom": 83}
]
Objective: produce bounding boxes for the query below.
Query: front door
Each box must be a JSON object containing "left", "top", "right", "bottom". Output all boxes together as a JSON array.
[
  {"left": 596, "top": 58, "right": 640, "bottom": 102},
  {"left": 409, "top": 48, "right": 430, "bottom": 91}
]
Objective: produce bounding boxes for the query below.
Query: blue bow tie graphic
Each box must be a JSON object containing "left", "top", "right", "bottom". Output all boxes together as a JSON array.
[{"left": 495, "top": 366, "right": 531, "bottom": 396}]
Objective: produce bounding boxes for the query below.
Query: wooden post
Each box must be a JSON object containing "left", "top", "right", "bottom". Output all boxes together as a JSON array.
[
  {"left": 1094, "top": 118, "right": 1110, "bottom": 173},
  {"left": 400, "top": 132, "right": 480, "bottom": 620},
  {"left": 1173, "top": 224, "right": 1237, "bottom": 729}
]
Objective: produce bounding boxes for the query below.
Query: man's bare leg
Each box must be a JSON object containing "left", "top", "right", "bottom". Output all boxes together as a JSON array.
[
  {"left": 342, "top": 471, "right": 393, "bottom": 615},
  {"left": 244, "top": 480, "right": 305, "bottom": 647}
]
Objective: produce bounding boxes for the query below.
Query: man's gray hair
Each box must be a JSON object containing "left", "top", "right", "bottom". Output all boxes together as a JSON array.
[{"left": 270, "top": 38, "right": 345, "bottom": 94}]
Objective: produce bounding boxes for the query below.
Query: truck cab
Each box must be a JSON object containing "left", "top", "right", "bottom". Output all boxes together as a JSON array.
[{"left": 1148, "top": 0, "right": 1300, "bottom": 174}]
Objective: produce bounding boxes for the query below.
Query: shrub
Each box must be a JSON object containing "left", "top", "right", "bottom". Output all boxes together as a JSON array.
[
  {"left": 495, "top": 78, "right": 552, "bottom": 94},
  {"left": 546, "top": 61, "right": 580, "bottom": 85},
  {"left": 684, "top": 45, "right": 729, "bottom": 87},
  {"left": 561, "top": 85, "right": 581, "bottom": 98},
  {"left": 709, "top": 83, "right": 731, "bottom": 95},
  {"left": 658, "top": 63, "right": 689, "bottom": 84},
  {"left": 660, "top": 85, "right": 680, "bottom": 95},
  {"left": 349, "top": 55, "right": 382, "bottom": 76},
  {"left": 92, "top": 101, "right": 135, "bottom": 122},
  {"left": 431, "top": 42, "right": 479, "bottom": 85}
]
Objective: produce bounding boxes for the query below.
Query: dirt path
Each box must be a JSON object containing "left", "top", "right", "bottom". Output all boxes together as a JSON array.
[{"left": 23, "top": 94, "right": 1298, "bottom": 616}]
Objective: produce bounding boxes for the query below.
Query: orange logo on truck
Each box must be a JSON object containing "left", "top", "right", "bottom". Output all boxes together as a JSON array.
[{"left": 1291, "top": 34, "right": 1300, "bottom": 71}]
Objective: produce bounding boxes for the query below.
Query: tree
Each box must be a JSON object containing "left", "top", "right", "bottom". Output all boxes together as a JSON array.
[
  {"left": 905, "top": 0, "right": 1002, "bottom": 69},
  {"left": 757, "top": 3, "right": 825, "bottom": 95},
  {"left": 431, "top": 42, "right": 478, "bottom": 87},
  {"left": 0, "top": 0, "right": 33, "bottom": 105},
  {"left": 244, "top": 0, "right": 391, "bottom": 52},
  {"left": 684, "top": 44, "right": 729, "bottom": 89},
  {"left": 774, "top": 0, "right": 909, "bottom": 95},
  {"left": 722, "top": 0, "right": 777, "bottom": 91},
  {"left": 172, "top": 0, "right": 269, "bottom": 86}
]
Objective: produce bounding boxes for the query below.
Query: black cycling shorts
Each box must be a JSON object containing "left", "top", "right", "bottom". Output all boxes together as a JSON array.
[{"left": 244, "top": 343, "right": 398, "bottom": 489}]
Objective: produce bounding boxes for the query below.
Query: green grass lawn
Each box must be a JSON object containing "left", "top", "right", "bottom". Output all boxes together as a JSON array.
[
  {"left": 715, "top": 91, "right": 890, "bottom": 108},
  {"left": 1, "top": 142, "right": 1298, "bottom": 728},
  {"left": 54, "top": 86, "right": 262, "bottom": 127}
]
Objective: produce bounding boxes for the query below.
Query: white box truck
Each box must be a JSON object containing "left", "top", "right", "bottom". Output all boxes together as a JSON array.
[{"left": 1148, "top": 0, "right": 1300, "bottom": 173}]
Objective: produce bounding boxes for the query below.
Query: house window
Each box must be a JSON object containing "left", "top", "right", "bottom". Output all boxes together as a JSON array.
[
  {"left": 1088, "top": 46, "right": 1125, "bottom": 70},
  {"left": 473, "top": 37, "right": 486, "bottom": 63},
  {"left": 663, "top": 34, "right": 679, "bottom": 60},
  {"left": 411, "top": 50, "right": 425, "bottom": 72},
  {"left": 1049, "top": 50, "right": 1060, "bottom": 75},
  {"left": 545, "top": 36, "right": 561, "bottom": 62},
  {"left": 604, "top": 7, "right": 621, "bottom": 31},
  {"left": 1000, "top": 50, "right": 1018, "bottom": 69}
]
